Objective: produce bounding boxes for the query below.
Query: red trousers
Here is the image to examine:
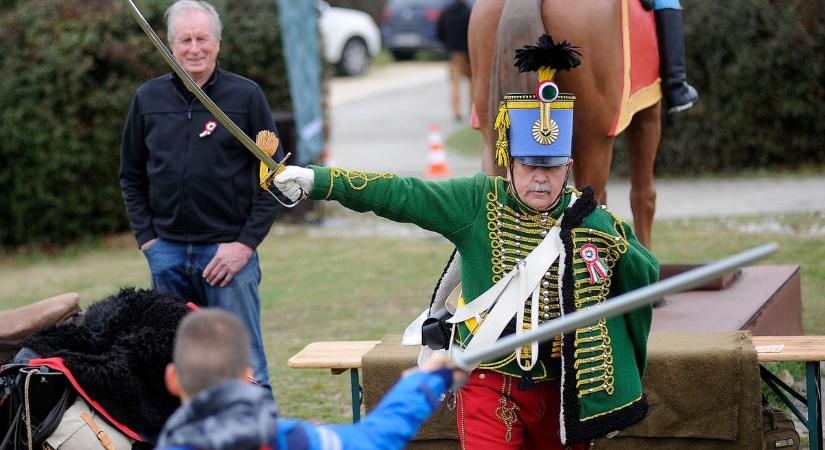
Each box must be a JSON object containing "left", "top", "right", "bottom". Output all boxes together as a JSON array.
[{"left": 456, "top": 370, "right": 588, "bottom": 449}]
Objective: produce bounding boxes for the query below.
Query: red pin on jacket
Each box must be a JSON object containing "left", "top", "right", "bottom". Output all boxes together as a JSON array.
[{"left": 199, "top": 120, "right": 217, "bottom": 138}]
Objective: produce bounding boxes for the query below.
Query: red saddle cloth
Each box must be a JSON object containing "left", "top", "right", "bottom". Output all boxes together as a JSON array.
[
  {"left": 609, "top": 0, "right": 662, "bottom": 136},
  {"left": 22, "top": 357, "right": 145, "bottom": 441}
]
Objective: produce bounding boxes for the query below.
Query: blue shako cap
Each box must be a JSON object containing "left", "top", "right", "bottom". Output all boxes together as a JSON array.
[{"left": 494, "top": 34, "right": 582, "bottom": 168}]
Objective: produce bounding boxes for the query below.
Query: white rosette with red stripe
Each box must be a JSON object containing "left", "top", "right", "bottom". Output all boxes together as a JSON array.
[{"left": 580, "top": 243, "right": 608, "bottom": 285}]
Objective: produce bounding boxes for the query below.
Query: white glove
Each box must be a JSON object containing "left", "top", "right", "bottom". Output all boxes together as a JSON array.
[{"left": 272, "top": 166, "right": 314, "bottom": 202}]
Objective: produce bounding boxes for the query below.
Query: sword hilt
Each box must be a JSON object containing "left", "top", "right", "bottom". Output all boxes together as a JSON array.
[
  {"left": 260, "top": 153, "right": 300, "bottom": 208},
  {"left": 255, "top": 131, "right": 300, "bottom": 208},
  {"left": 258, "top": 154, "right": 289, "bottom": 190}
]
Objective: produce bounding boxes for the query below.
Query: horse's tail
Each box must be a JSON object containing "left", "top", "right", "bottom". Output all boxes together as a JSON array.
[{"left": 487, "top": 0, "right": 546, "bottom": 125}]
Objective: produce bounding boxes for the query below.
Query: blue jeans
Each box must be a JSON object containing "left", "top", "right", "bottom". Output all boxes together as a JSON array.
[{"left": 143, "top": 238, "right": 272, "bottom": 391}]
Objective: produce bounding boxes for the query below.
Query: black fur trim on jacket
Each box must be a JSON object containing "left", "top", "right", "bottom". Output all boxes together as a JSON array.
[
  {"left": 557, "top": 187, "right": 650, "bottom": 444},
  {"left": 558, "top": 187, "right": 596, "bottom": 441},
  {"left": 22, "top": 287, "right": 190, "bottom": 442}
]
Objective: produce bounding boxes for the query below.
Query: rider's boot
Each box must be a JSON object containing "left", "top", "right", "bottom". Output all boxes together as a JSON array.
[{"left": 656, "top": 8, "right": 699, "bottom": 113}]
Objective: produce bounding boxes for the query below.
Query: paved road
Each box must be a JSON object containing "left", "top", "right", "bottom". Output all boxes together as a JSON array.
[
  {"left": 328, "top": 61, "right": 479, "bottom": 178},
  {"left": 328, "top": 62, "right": 825, "bottom": 221}
]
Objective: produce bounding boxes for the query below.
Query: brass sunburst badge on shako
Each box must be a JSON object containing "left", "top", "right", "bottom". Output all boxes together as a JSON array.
[
  {"left": 532, "top": 116, "right": 559, "bottom": 144},
  {"left": 516, "top": 35, "right": 580, "bottom": 146},
  {"left": 493, "top": 35, "right": 582, "bottom": 167}
]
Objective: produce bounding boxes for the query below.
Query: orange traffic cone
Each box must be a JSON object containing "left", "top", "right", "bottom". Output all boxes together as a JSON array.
[{"left": 425, "top": 123, "right": 451, "bottom": 178}]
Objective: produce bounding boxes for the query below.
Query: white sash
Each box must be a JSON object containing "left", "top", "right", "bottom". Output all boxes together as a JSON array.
[{"left": 448, "top": 194, "right": 577, "bottom": 371}]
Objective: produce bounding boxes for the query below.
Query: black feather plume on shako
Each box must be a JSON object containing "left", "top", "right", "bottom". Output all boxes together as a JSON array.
[{"left": 514, "top": 34, "right": 582, "bottom": 74}]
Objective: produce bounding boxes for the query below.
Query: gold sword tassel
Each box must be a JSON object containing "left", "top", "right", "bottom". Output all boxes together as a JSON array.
[{"left": 256, "top": 130, "right": 284, "bottom": 189}]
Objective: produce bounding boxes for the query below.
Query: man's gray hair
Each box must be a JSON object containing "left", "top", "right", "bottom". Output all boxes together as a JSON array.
[
  {"left": 165, "top": 0, "right": 223, "bottom": 45},
  {"left": 173, "top": 308, "right": 252, "bottom": 396}
]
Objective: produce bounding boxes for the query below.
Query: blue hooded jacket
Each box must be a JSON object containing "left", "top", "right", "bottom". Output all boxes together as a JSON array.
[{"left": 156, "top": 369, "right": 451, "bottom": 450}]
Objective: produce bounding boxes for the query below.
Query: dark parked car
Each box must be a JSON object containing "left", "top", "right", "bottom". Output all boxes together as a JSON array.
[{"left": 381, "top": 0, "right": 450, "bottom": 60}]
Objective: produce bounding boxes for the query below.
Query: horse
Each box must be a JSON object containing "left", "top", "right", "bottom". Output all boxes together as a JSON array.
[{"left": 469, "top": 0, "right": 662, "bottom": 248}]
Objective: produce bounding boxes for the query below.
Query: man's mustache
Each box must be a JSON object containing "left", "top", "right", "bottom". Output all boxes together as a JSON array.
[{"left": 528, "top": 183, "right": 551, "bottom": 193}]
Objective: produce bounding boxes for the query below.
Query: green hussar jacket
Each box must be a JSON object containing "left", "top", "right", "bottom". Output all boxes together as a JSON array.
[{"left": 308, "top": 167, "right": 659, "bottom": 444}]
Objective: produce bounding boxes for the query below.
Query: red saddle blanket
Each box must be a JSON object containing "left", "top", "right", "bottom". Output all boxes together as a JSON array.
[{"left": 609, "top": 0, "right": 662, "bottom": 136}]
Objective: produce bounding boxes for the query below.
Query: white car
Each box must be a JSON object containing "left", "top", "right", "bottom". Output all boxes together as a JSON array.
[{"left": 318, "top": 1, "right": 382, "bottom": 76}]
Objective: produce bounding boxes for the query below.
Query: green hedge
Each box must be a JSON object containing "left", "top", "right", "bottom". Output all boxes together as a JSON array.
[
  {"left": 0, "top": 0, "right": 290, "bottom": 248},
  {"left": 613, "top": 0, "right": 824, "bottom": 175}
]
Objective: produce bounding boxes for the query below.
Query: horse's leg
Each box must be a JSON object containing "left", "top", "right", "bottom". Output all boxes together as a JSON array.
[
  {"left": 572, "top": 132, "right": 615, "bottom": 207},
  {"left": 625, "top": 101, "right": 662, "bottom": 249},
  {"left": 468, "top": 0, "right": 504, "bottom": 175}
]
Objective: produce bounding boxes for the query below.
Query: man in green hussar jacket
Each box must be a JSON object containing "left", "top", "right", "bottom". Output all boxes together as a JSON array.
[{"left": 272, "top": 35, "right": 658, "bottom": 449}]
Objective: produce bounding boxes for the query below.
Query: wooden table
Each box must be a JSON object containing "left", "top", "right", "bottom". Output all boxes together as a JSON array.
[
  {"left": 652, "top": 265, "right": 802, "bottom": 335},
  {"left": 752, "top": 336, "right": 825, "bottom": 450},
  {"left": 287, "top": 341, "right": 380, "bottom": 422},
  {"left": 289, "top": 335, "right": 825, "bottom": 445}
]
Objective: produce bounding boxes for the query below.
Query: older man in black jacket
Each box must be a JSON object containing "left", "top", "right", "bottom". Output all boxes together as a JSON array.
[{"left": 119, "top": 0, "right": 282, "bottom": 391}]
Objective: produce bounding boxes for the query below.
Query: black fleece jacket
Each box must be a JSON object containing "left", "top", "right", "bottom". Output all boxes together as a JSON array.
[{"left": 120, "top": 68, "right": 283, "bottom": 249}]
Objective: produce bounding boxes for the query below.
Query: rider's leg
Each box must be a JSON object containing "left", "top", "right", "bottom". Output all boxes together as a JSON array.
[{"left": 654, "top": 0, "right": 699, "bottom": 113}]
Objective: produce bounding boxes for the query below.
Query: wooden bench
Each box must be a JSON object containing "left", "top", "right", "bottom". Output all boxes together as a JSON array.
[
  {"left": 289, "top": 336, "right": 825, "bottom": 449},
  {"left": 287, "top": 340, "right": 380, "bottom": 422},
  {"left": 752, "top": 336, "right": 825, "bottom": 450}
]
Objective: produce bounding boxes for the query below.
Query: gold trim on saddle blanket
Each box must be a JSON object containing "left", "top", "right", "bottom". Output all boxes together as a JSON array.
[{"left": 611, "top": 0, "right": 663, "bottom": 135}]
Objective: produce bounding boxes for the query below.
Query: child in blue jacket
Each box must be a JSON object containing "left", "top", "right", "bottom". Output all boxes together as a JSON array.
[{"left": 156, "top": 309, "right": 465, "bottom": 450}]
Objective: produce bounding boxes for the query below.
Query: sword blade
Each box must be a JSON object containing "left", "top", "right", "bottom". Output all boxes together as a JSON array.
[
  {"left": 451, "top": 242, "right": 779, "bottom": 371},
  {"left": 124, "top": 0, "right": 279, "bottom": 170}
]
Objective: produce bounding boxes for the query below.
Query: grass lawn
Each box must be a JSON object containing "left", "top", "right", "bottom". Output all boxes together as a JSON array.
[
  {"left": 1, "top": 205, "right": 823, "bottom": 424},
  {"left": 445, "top": 126, "right": 483, "bottom": 158}
]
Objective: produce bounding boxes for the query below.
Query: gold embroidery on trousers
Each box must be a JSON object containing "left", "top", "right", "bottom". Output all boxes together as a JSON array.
[
  {"left": 494, "top": 375, "right": 520, "bottom": 442},
  {"left": 458, "top": 390, "right": 468, "bottom": 450}
]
